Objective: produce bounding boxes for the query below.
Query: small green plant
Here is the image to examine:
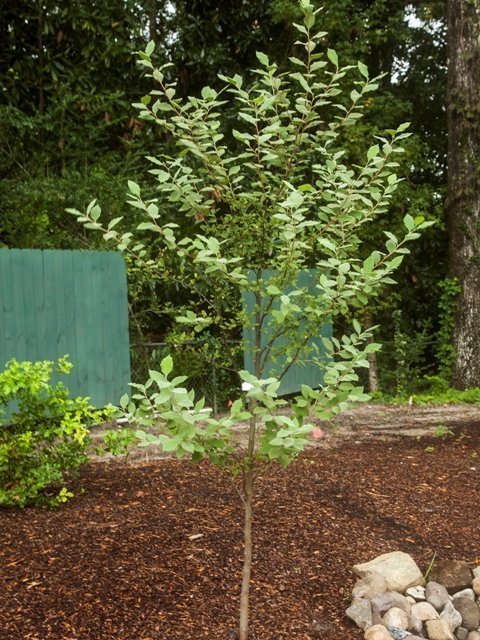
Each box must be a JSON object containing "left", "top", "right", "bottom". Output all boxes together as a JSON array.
[
  {"left": 434, "top": 423, "right": 454, "bottom": 439},
  {"left": 0, "top": 356, "right": 109, "bottom": 508},
  {"left": 103, "top": 426, "right": 137, "bottom": 459},
  {"left": 423, "top": 551, "right": 437, "bottom": 582},
  {"left": 424, "top": 445, "right": 435, "bottom": 453}
]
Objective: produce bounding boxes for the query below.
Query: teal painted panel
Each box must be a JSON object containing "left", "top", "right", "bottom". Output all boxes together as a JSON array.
[
  {"left": 0, "top": 249, "right": 130, "bottom": 408},
  {"left": 242, "top": 270, "right": 332, "bottom": 396}
]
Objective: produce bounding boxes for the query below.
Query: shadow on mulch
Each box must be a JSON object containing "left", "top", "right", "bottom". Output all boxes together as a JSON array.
[{"left": 1, "top": 424, "right": 479, "bottom": 640}]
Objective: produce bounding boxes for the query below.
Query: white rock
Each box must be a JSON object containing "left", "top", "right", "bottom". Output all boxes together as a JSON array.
[
  {"left": 466, "top": 633, "right": 480, "bottom": 640},
  {"left": 426, "top": 581, "right": 451, "bottom": 611},
  {"left": 453, "top": 589, "right": 476, "bottom": 601},
  {"left": 406, "top": 586, "right": 426, "bottom": 601},
  {"left": 353, "top": 574, "right": 388, "bottom": 600},
  {"left": 472, "top": 577, "right": 480, "bottom": 596},
  {"left": 353, "top": 552, "right": 424, "bottom": 592},
  {"left": 440, "top": 600, "right": 462, "bottom": 631},
  {"left": 406, "top": 596, "right": 416, "bottom": 605},
  {"left": 383, "top": 607, "right": 409, "bottom": 630},
  {"left": 371, "top": 592, "right": 411, "bottom": 615},
  {"left": 364, "top": 624, "right": 394, "bottom": 640},
  {"left": 346, "top": 598, "right": 372, "bottom": 630},
  {"left": 425, "top": 618, "right": 456, "bottom": 640},
  {"left": 473, "top": 567, "right": 480, "bottom": 580},
  {"left": 411, "top": 601, "right": 440, "bottom": 621}
]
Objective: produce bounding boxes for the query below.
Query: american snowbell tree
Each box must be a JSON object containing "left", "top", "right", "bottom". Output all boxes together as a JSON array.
[{"left": 70, "top": 2, "right": 432, "bottom": 638}]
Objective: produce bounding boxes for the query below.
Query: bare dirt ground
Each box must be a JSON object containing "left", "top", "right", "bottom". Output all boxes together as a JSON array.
[{"left": 1, "top": 403, "right": 479, "bottom": 640}]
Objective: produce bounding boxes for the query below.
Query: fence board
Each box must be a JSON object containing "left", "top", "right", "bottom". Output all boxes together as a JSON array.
[
  {"left": 242, "top": 269, "right": 332, "bottom": 396},
  {"left": 0, "top": 249, "right": 130, "bottom": 408}
]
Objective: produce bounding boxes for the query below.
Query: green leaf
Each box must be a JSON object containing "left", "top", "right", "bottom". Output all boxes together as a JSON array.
[
  {"left": 145, "top": 40, "right": 155, "bottom": 57},
  {"left": 327, "top": 49, "right": 338, "bottom": 67},
  {"left": 357, "top": 61, "right": 369, "bottom": 78},
  {"left": 255, "top": 51, "right": 269, "bottom": 66},
  {"left": 266, "top": 285, "right": 282, "bottom": 296},
  {"left": 128, "top": 181, "right": 141, "bottom": 196},
  {"left": 367, "top": 144, "right": 379, "bottom": 161},
  {"left": 303, "top": 11, "right": 315, "bottom": 29},
  {"left": 403, "top": 214, "right": 415, "bottom": 231},
  {"left": 396, "top": 122, "right": 410, "bottom": 133},
  {"left": 160, "top": 355, "right": 173, "bottom": 377}
]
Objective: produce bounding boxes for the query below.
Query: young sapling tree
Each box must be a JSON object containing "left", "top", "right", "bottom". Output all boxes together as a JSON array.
[{"left": 70, "top": 2, "right": 432, "bottom": 637}]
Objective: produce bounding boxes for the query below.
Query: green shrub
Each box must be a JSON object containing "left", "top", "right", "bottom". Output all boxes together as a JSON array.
[{"left": 0, "top": 356, "right": 109, "bottom": 508}]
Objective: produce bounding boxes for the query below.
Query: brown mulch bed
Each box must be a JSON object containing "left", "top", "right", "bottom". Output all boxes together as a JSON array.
[{"left": 1, "top": 416, "right": 480, "bottom": 640}]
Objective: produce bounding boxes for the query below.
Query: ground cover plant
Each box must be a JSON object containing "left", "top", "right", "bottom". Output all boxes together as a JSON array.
[
  {"left": 70, "top": 2, "right": 433, "bottom": 637},
  {"left": 0, "top": 357, "right": 108, "bottom": 508}
]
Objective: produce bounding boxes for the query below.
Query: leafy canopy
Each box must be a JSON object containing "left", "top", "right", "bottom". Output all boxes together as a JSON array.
[{"left": 70, "top": 0, "right": 433, "bottom": 466}]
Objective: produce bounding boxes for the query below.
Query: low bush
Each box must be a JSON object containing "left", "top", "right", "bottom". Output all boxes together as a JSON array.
[{"left": 0, "top": 356, "right": 109, "bottom": 508}]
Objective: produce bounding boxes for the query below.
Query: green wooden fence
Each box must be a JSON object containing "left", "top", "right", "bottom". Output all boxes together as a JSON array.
[
  {"left": 0, "top": 249, "right": 130, "bottom": 407},
  {"left": 242, "top": 270, "right": 332, "bottom": 396}
]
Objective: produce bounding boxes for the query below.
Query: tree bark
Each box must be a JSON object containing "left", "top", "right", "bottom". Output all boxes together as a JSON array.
[
  {"left": 148, "top": 0, "right": 157, "bottom": 43},
  {"left": 447, "top": 0, "right": 480, "bottom": 389}
]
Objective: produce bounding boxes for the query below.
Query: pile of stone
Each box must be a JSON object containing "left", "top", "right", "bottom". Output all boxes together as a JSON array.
[{"left": 346, "top": 551, "right": 480, "bottom": 640}]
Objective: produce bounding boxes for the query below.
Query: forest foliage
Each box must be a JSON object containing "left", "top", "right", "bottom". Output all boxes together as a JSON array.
[{"left": 0, "top": 0, "right": 466, "bottom": 397}]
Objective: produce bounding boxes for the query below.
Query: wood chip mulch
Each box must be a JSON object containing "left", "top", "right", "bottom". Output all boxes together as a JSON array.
[{"left": 1, "top": 422, "right": 480, "bottom": 640}]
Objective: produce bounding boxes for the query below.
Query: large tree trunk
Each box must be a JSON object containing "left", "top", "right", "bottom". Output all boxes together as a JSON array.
[{"left": 446, "top": 0, "right": 480, "bottom": 389}]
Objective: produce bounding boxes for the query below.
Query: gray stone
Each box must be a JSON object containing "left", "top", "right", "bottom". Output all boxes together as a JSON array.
[
  {"left": 453, "top": 589, "right": 475, "bottom": 601},
  {"left": 364, "top": 624, "right": 393, "bottom": 640},
  {"left": 383, "top": 607, "right": 409, "bottom": 630},
  {"left": 408, "top": 614, "right": 424, "bottom": 636},
  {"left": 346, "top": 598, "right": 373, "bottom": 630},
  {"left": 430, "top": 560, "right": 473, "bottom": 595},
  {"left": 440, "top": 600, "right": 462, "bottom": 631},
  {"left": 353, "top": 574, "right": 388, "bottom": 600},
  {"left": 371, "top": 591, "right": 412, "bottom": 615},
  {"left": 466, "top": 632, "right": 480, "bottom": 640},
  {"left": 426, "top": 581, "right": 451, "bottom": 611},
  {"left": 472, "top": 577, "right": 480, "bottom": 597},
  {"left": 406, "top": 586, "right": 427, "bottom": 601},
  {"left": 457, "top": 628, "right": 469, "bottom": 640},
  {"left": 386, "top": 627, "right": 411, "bottom": 640},
  {"left": 411, "top": 601, "right": 440, "bottom": 621},
  {"left": 353, "top": 552, "right": 424, "bottom": 592},
  {"left": 453, "top": 596, "right": 480, "bottom": 630},
  {"left": 425, "top": 619, "right": 455, "bottom": 640}
]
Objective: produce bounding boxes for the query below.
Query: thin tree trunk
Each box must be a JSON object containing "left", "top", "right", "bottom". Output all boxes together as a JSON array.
[
  {"left": 367, "top": 349, "right": 379, "bottom": 393},
  {"left": 38, "top": 7, "right": 45, "bottom": 114},
  {"left": 239, "top": 290, "right": 262, "bottom": 640},
  {"left": 365, "top": 313, "right": 379, "bottom": 393},
  {"left": 447, "top": 0, "right": 480, "bottom": 389},
  {"left": 239, "top": 461, "right": 254, "bottom": 640}
]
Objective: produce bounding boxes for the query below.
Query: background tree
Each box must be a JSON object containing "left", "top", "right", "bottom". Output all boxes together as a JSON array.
[
  {"left": 446, "top": 0, "right": 480, "bottom": 389},
  {"left": 3, "top": 0, "right": 475, "bottom": 395}
]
